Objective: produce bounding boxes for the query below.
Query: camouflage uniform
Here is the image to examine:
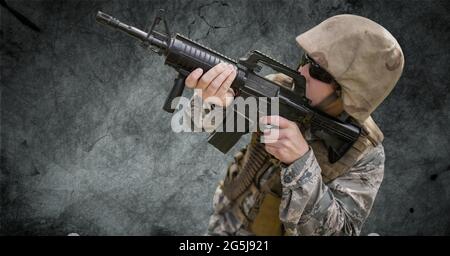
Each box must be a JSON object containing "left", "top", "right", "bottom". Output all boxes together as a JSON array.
[
  {"left": 184, "top": 14, "right": 404, "bottom": 236},
  {"left": 207, "top": 140, "right": 385, "bottom": 236},
  {"left": 185, "top": 93, "right": 384, "bottom": 236}
]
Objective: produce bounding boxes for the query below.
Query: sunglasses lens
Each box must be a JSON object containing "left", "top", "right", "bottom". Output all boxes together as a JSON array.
[
  {"left": 309, "top": 65, "right": 334, "bottom": 84},
  {"left": 299, "top": 53, "right": 335, "bottom": 84}
]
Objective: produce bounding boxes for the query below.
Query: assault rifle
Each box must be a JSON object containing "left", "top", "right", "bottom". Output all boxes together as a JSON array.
[{"left": 95, "top": 10, "right": 361, "bottom": 163}]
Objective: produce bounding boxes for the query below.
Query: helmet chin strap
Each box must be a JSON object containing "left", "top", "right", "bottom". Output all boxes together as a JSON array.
[{"left": 315, "top": 92, "right": 349, "bottom": 121}]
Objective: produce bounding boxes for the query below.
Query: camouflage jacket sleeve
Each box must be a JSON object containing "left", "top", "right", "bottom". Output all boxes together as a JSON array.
[{"left": 279, "top": 144, "right": 385, "bottom": 236}]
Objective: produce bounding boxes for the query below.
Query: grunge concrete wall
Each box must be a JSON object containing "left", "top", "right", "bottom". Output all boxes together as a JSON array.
[{"left": 1, "top": 0, "right": 449, "bottom": 235}]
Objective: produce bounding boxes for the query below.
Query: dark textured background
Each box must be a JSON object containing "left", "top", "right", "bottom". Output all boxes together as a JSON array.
[{"left": 1, "top": 0, "right": 449, "bottom": 235}]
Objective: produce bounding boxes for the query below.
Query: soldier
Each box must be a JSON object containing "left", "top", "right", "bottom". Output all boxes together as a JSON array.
[{"left": 184, "top": 14, "right": 404, "bottom": 235}]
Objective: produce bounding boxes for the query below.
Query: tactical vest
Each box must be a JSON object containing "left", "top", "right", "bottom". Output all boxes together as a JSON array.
[{"left": 220, "top": 74, "right": 384, "bottom": 236}]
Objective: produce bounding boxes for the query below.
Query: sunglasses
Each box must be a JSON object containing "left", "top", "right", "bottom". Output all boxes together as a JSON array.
[{"left": 298, "top": 53, "right": 336, "bottom": 84}]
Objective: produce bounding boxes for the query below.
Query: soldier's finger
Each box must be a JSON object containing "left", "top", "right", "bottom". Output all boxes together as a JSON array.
[
  {"left": 267, "top": 127, "right": 289, "bottom": 138},
  {"left": 262, "top": 129, "right": 282, "bottom": 144},
  {"left": 260, "top": 115, "right": 291, "bottom": 129},
  {"left": 216, "top": 66, "right": 237, "bottom": 97},
  {"left": 197, "top": 63, "right": 228, "bottom": 90},
  {"left": 205, "top": 67, "right": 234, "bottom": 97},
  {"left": 185, "top": 68, "right": 203, "bottom": 89},
  {"left": 226, "top": 90, "right": 236, "bottom": 105}
]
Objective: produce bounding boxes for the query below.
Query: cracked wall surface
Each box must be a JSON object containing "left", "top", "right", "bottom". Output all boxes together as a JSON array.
[{"left": 1, "top": 0, "right": 449, "bottom": 235}]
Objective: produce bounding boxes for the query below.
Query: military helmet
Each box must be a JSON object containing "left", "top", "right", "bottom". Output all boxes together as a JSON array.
[{"left": 296, "top": 14, "right": 404, "bottom": 122}]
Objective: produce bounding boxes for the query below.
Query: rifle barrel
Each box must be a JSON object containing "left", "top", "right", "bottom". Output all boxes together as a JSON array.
[{"left": 95, "top": 11, "right": 168, "bottom": 51}]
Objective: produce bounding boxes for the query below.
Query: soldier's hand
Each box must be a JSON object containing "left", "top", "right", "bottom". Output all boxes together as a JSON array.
[
  {"left": 260, "top": 116, "right": 309, "bottom": 165},
  {"left": 185, "top": 62, "right": 236, "bottom": 107}
]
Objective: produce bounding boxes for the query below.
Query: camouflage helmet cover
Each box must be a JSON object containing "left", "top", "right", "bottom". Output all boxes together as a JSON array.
[{"left": 296, "top": 14, "right": 404, "bottom": 122}]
